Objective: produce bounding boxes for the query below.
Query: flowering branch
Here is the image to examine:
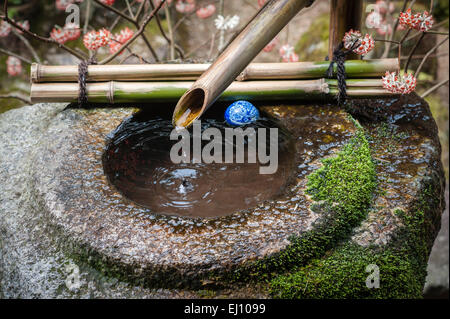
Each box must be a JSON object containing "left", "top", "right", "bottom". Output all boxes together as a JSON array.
[
  {"left": 381, "top": 0, "right": 409, "bottom": 58},
  {"left": 98, "top": 0, "right": 165, "bottom": 64},
  {"left": 0, "top": 0, "right": 88, "bottom": 61},
  {"left": 93, "top": 0, "right": 159, "bottom": 61}
]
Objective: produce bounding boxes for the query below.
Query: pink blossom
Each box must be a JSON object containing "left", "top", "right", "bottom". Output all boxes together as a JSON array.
[
  {"left": 96, "top": 28, "right": 112, "bottom": 47},
  {"left": 375, "top": 0, "right": 395, "bottom": 15},
  {"left": 83, "top": 28, "right": 111, "bottom": 51},
  {"left": 50, "top": 23, "right": 80, "bottom": 44},
  {"left": 50, "top": 27, "right": 69, "bottom": 44},
  {"left": 376, "top": 22, "right": 392, "bottom": 36},
  {"left": 279, "top": 44, "right": 298, "bottom": 62},
  {"left": 258, "top": 0, "right": 267, "bottom": 8},
  {"left": 147, "top": 0, "right": 173, "bottom": 8},
  {"left": 64, "top": 23, "right": 81, "bottom": 41},
  {"left": 15, "top": 20, "right": 30, "bottom": 35},
  {"left": 56, "top": 0, "right": 73, "bottom": 11},
  {"left": 175, "top": 0, "right": 196, "bottom": 14},
  {"left": 109, "top": 27, "right": 134, "bottom": 54},
  {"left": 284, "top": 52, "right": 299, "bottom": 62},
  {"left": 100, "top": 0, "right": 115, "bottom": 5},
  {"left": 196, "top": 4, "right": 216, "bottom": 19},
  {"left": 83, "top": 31, "right": 100, "bottom": 51},
  {"left": 400, "top": 9, "right": 434, "bottom": 32},
  {"left": 0, "top": 21, "right": 12, "bottom": 37},
  {"left": 263, "top": 36, "right": 278, "bottom": 52},
  {"left": 343, "top": 29, "right": 375, "bottom": 55},
  {"left": 382, "top": 71, "right": 417, "bottom": 94},
  {"left": 417, "top": 11, "right": 434, "bottom": 32},
  {"left": 6, "top": 56, "right": 22, "bottom": 76},
  {"left": 399, "top": 9, "right": 421, "bottom": 29}
]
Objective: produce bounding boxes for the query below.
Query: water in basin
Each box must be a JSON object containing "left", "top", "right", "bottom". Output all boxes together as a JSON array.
[{"left": 102, "top": 105, "right": 295, "bottom": 218}]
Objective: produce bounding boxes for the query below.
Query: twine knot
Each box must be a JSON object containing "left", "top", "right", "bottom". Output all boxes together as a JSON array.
[
  {"left": 78, "top": 56, "right": 98, "bottom": 107},
  {"left": 325, "top": 40, "right": 360, "bottom": 105}
]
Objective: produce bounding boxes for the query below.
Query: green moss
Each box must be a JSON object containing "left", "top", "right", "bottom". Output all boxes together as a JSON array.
[
  {"left": 305, "top": 127, "right": 376, "bottom": 215},
  {"left": 269, "top": 176, "right": 442, "bottom": 299},
  {"left": 269, "top": 243, "right": 423, "bottom": 299}
]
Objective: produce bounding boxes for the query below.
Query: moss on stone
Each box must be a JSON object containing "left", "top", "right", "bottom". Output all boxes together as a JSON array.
[
  {"left": 225, "top": 122, "right": 377, "bottom": 286},
  {"left": 305, "top": 126, "right": 376, "bottom": 215},
  {"left": 269, "top": 174, "right": 442, "bottom": 299},
  {"left": 269, "top": 243, "right": 423, "bottom": 299}
]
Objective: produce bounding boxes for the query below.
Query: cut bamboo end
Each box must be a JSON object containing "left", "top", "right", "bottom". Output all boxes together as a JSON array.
[
  {"left": 172, "top": 87, "right": 207, "bottom": 128},
  {"left": 30, "top": 79, "right": 395, "bottom": 105},
  {"left": 30, "top": 59, "right": 399, "bottom": 83}
]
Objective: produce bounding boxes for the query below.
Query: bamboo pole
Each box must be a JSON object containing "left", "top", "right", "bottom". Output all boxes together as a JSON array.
[
  {"left": 30, "top": 59, "right": 399, "bottom": 83},
  {"left": 328, "top": 0, "right": 363, "bottom": 60},
  {"left": 172, "top": 0, "right": 316, "bottom": 128},
  {"left": 30, "top": 79, "right": 394, "bottom": 104}
]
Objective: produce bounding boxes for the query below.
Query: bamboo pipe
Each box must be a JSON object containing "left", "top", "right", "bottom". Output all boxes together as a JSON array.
[
  {"left": 172, "top": 0, "right": 316, "bottom": 128},
  {"left": 30, "top": 79, "right": 394, "bottom": 104},
  {"left": 30, "top": 59, "right": 399, "bottom": 83}
]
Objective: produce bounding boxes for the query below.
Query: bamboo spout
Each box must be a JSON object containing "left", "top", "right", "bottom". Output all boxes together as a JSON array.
[{"left": 172, "top": 0, "right": 315, "bottom": 128}]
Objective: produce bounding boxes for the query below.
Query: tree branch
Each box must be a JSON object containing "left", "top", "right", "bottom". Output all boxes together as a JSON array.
[
  {"left": 415, "top": 36, "right": 449, "bottom": 76},
  {"left": 381, "top": 0, "right": 409, "bottom": 58},
  {"left": 0, "top": 48, "right": 33, "bottom": 64},
  {"left": 149, "top": 0, "right": 184, "bottom": 59},
  {"left": 421, "top": 78, "right": 449, "bottom": 98},
  {"left": 12, "top": 29, "right": 41, "bottom": 63},
  {"left": 98, "top": 0, "right": 165, "bottom": 64},
  {"left": 1, "top": 0, "right": 87, "bottom": 60},
  {"left": 404, "top": 33, "right": 425, "bottom": 73},
  {"left": 164, "top": 2, "right": 175, "bottom": 60},
  {"left": 93, "top": 0, "right": 159, "bottom": 62}
]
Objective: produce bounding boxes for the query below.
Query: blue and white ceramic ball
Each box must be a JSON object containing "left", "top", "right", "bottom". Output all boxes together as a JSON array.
[{"left": 225, "top": 100, "right": 259, "bottom": 126}]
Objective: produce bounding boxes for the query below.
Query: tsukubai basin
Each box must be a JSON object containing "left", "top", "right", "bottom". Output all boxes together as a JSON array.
[
  {"left": 31, "top": 100, "right": 360, "bottom": 286},
  {"left": 20, "top": 94, "right": 443, "bottom": 294}
]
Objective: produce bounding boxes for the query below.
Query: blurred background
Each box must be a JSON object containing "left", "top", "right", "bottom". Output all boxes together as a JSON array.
[{"left": 0, "top": 0, "right": 448, "bottom": 298}]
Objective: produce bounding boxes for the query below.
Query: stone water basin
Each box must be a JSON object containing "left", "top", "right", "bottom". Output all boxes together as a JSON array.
[
  {"left": 0, "top": 94, "right": 444, "bottom": 298},
  {"left": 31, "top": 102, "right": 357, "bottom": 286}
]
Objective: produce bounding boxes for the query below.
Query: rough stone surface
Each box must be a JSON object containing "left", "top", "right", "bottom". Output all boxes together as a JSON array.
[
  {"left": 424, "top": 185, "right": 449, "bottom": 298},
  {"left": 0, "top": 94, "right": 445, "bottom": 298}
]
